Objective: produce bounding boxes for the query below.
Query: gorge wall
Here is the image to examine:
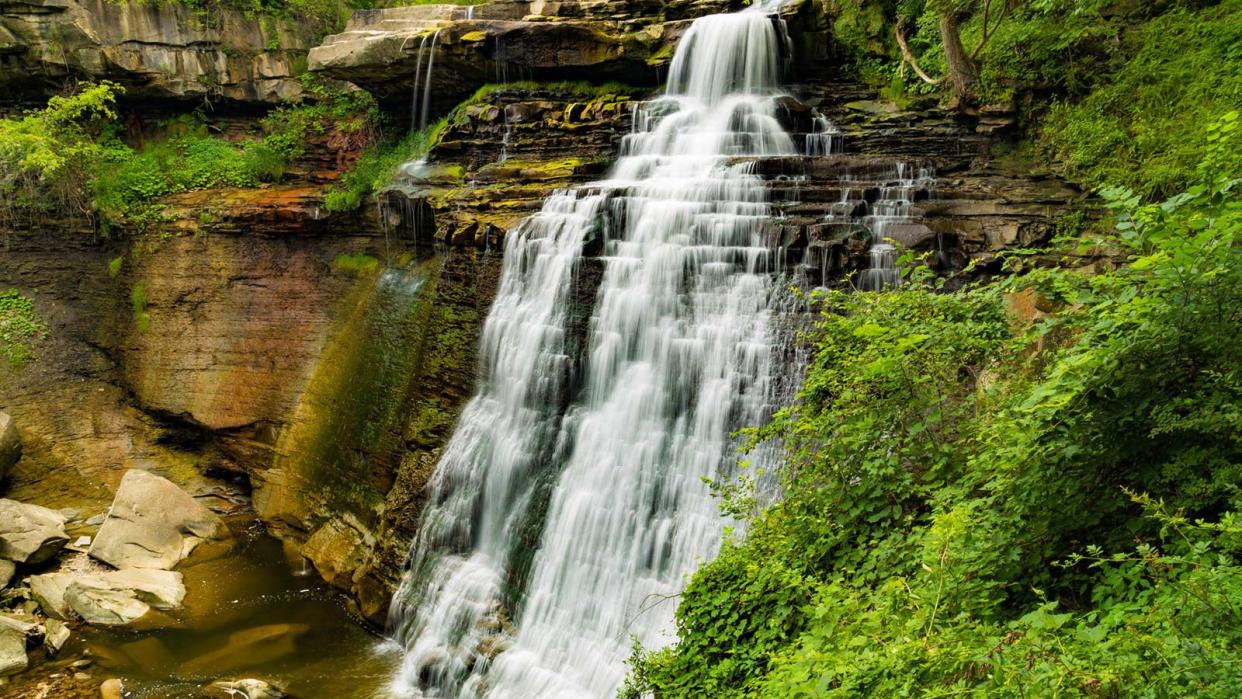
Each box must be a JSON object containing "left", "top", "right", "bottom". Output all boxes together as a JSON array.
[{"left": 0, "top": 0, "right": 1085, "bottom": 626}]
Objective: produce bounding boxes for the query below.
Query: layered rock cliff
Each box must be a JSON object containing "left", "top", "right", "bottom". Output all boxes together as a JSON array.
[{"left": 0, "top": 0, "right": 315, "bottom": 104}]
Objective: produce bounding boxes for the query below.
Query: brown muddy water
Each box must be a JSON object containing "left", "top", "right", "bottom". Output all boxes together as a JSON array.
[{"left": 69, "top": 521, "right": 402, "bottom": 698}]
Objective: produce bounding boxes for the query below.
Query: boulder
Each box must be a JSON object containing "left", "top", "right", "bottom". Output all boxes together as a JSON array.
[
  {"left": 89, "top": 469, "right": 231, "bottom": 570},
  {"left": 27, "top": 569, "right": 185, "bottom": 626},
  {"left": 0, "top": 559, "right": 13, "bottom": 589},
  {"left": 100, "top": 679, "right": 125, "bottom": 699},
  {"left": 0, "top": 621, "right": 25, "bottom": 676},
  {"left": 0, "top": 615, "right": 34, "bottom": 677},
  {"left": 44, "top": 617, "right": 70, "bottom": 654},
  {"left": 0, "top": 499, "right": 70, "bottom": 565},
  {"left": 205, "top": 678, "right": 288, "bottom": 699},
  {"left": 0, "top": 411, "right": 19, "bottom": 479}
]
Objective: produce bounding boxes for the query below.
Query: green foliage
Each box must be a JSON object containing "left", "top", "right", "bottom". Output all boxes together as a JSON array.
[
  {"left": 0, "top": 290, "right": 49, "bottom": 368},
  {"left": 626, "top": 119, "right": 1242, "bottom": 698},
  {"left": 130, "top": 282, "right": 150, "bottom": 332},
  {"left": 1036, "top": 1, "right": 1242, "bottom": 198},
  {"left": 0, "top": 81, "right": 120, "bottom": 227},
  {"left": 835, "top": 1, "right": 1240, "bottom": 198},
  {"left": 2, "top": 79, "right": 382, "bottom": 230},
  {"left": 322, "top": 118, "right": 445, "bottom": 213}
]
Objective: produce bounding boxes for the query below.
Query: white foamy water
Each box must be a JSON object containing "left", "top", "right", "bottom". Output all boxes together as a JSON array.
[{"left": 388, "top": 3, "right": 797, "bottom": 697}]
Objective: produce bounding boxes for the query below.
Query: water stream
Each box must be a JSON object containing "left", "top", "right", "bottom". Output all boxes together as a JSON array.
[{"left": 389, "top": 3, "right": 798, "bottom": 697}]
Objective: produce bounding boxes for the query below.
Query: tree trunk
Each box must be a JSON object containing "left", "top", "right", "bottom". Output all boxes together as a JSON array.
[{"left": 938, "top": 12, "right": 979, "bottom": 104}]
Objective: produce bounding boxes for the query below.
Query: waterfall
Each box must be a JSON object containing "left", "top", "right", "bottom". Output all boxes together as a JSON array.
[
  {"left": 388, "top": 4, "right": 796, "bottom": 698},
  {"left": 409, "top": 34, "right": 428, "bottom": 134},
  {"left": 420, "top": 31, "right": 441, "bottom": 132},
  {"left": 408, "top": 31, "right": 441, "bottom": 133},
  {"left": 805, "top": 110, "right": 841, "bottom": 156}
]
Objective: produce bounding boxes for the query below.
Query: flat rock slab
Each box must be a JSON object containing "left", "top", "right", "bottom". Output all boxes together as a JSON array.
[
  {"left": 27, "top": 569, "right": 185, "bottom": 627},
  {"left": 0, "top": 499, "right": 69, "bottom": 565},
  {"left": 89, "top": 469, "right": 231, "bottom": 570}
]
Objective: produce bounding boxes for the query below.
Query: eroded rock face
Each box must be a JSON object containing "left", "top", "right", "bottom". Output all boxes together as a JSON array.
[
  {"left": 89, "top": 469, "right": 230, "bottom": 570},
  {"left": 0, "top": 0, "right": 316, "bottom": 104},
  {"left": 0, "top": 498, "right": 68, "bottom": 565}
]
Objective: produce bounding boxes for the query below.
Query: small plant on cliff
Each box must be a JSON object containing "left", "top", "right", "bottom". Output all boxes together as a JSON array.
[
  {"left": 0, "top": 81, "right": 120, "bottom": 229},
  {"left": 322, "top": 117, "right": 446, "bottom": 213},
  {"left": 0, "top": 290, "right": 49, "bottom": 369}
]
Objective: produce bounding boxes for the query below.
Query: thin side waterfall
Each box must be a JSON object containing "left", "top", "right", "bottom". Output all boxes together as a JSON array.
[
  {"left": 859, "top": 163, "right": 935, "bottom": 290},
  {"left": 408, "top": 31, "right": 441, "bottom": 133},
  {"left": 388, "top": 3, "right": 796, "bottom": 698},
  {"left": 409, "top": 34, "right": 428, "bottom": 134},
  {"left": 420, "top": 31, "right": 442, "bottom": 132}
]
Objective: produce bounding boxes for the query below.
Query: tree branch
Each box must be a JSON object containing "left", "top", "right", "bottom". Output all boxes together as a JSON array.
[
  {"left": 971, "top": 0, "right": 1013, "bottom": 61},
  {"left": 895, "top": 24, "right": 946, "bottom": 86}
]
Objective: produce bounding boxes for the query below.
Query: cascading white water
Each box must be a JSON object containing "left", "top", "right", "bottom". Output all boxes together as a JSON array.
[
  {"left": 389, "top": 4, "right": 796, "bottom": 698},
  {"left": 805, "top": 110, "right": 841, "bottom": 156}
]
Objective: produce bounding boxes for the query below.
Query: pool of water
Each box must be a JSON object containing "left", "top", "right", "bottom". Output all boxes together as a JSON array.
[{"left": 78, "top": 520, "right": 403, "bottom": 698}]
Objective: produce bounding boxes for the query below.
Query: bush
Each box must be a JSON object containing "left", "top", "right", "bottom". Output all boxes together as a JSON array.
[
  {"left": 0, "top": 289, "right": 49, "bottom": 368},
  {"left": 626, "top": 114, "right": 1242, "bottom": 698}
]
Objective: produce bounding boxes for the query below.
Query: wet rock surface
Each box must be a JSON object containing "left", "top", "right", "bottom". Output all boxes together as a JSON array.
[{"left": 88, "top": 469, "right": 231, "bottom": 571}]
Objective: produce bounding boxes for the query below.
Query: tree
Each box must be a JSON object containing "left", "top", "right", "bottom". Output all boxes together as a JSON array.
[{"left": 896, "top": 0, "right": 1018, "bottom": 105}]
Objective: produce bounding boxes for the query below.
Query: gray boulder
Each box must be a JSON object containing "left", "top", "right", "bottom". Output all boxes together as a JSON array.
[
  {"left": 205, "top": 678, "right": 287, "bottom": 699},
  {"left": 0, "top": 622, "right": 25, "bottom": 676},
  {"left": 0, "top": 614, "right": 34, "bottom": 677},
  {"left": 0, "top": 499, "right": 69, "bottom": 565},
  {"left": 0, "top": 411, "right": 19, "bottom": 480},
  {"left": 27, "top": 569, "right": 185, "bottom": 626},
  {"left": 89, "top": 469, "right": 231, "bottom": 570}
]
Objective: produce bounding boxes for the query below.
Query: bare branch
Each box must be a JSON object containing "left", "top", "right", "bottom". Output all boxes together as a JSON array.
[
  {"left": 972, "top": 0, "right": 1014, "bottom": 60},
  {"left": 896, "top": 24, "right": 946, "bottom": 86}
]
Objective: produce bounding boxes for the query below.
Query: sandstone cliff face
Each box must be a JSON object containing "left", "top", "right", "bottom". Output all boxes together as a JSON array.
[{"left": 0, "top": 0, "right": 315, "bottom": 104}]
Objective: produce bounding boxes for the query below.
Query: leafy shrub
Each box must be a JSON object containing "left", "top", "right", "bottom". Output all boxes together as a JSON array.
[
  {"left": 322, "top": 118, "right": 446, "bottom": 213},
  {"left": 0, "top": 81, "right": 119, "bottom": 227},
  {"left": 0, "top": 290, "right": 49, "bottom": 368},
  {"left": 626, "top": 115, "right": 1242, "bottom": 698}
]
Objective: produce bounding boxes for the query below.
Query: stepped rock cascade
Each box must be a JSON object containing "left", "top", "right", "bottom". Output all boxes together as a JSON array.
[
  {"left": 817, "top": 162, "right": 936, "bottom": 290},
  {"left": 388, "top": 3, "right": 798, "bottom": 697}
]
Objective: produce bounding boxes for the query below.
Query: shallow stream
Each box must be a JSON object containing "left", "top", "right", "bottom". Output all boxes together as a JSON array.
[{"left": 77, "top": 521, "right": 400, "bottom": 698}]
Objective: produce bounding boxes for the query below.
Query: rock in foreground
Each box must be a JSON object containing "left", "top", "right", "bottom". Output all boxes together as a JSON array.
[
  {"left": 89, "top": 470, "right": 231, "bottom": 570},
  {"left": 0, "top": 499, "right": 69, "bottom": 565},
  {"left": 28, "top": 569, "right": 185, "bottom": 627}
]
